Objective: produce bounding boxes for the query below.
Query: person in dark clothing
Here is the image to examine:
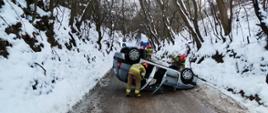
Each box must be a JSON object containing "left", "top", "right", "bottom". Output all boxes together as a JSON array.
[{"left": 171, "top": 54, "right": 187, "bottom": 71}]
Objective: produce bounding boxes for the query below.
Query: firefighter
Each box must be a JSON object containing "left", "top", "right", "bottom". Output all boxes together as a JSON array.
[
  {"left": 126, "top": 63, "right": 148, "bottom": 97},
  {"left": 145, "top": 44, "right": 153, "bottom": 60},
  {"left": 171, "top": 54, "right": 187, "bottom": 70}
]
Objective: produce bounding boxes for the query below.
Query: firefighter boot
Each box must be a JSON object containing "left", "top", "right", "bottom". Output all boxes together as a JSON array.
[
  {"left": 135, "top": 90, "right": 141, "bottom": 97},
  {"left": 126, "top": 89, "right": 131, "bottom": 97}
]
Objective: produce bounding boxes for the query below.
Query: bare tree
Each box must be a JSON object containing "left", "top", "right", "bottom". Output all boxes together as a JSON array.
[
  {"left": 103, "top": 0, "right": 116, "bottom": 53},
  {"left": 49, "top": 0, "right": 56, "bottom": 15},
  {"left": 263, "top": 0, "right": 268, "bottom": 9},
  {"left": 69, "top": 0, "right": 78, "bottom": 26},
  {"left": 175, "top": 0, "right": 203, "bottom": 49},
  {"left": 252, "top": 0, "right": 268, "bottom": 35},
  {"left": 191, "top": 0, "right": 203, "bottom": 42},
  {"left": 88, "top": 0, "right": 108, "bottom": 50},
  {"left": 252, "top": 0, "right": 268, "bottom": 49},
  {"left": 120, "top": 0, "right": 126, "bottom": 36},
  {"left": 25, "top": 0, "right": 38, "bottom": 22},
  {"left": 139, "top": 0, "right": 160, "bottom": 47},
  {"left": 156, "top": 0, "right": 175, "bottom": 44}
]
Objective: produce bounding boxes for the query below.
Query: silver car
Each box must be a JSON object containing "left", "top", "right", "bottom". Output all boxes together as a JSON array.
[{"left": 113, "top": 47, "right": 197, "bottom": 94}]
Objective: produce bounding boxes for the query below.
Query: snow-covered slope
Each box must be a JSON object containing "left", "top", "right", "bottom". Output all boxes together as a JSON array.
[
  {"left": 156, "top": 3, "right": 268, "bottom": 113},
  {"left": 1, "top": 0, "right": 268, "bottom": 113},
  {"left": 0, "top": 1, "right": 123, "bottom": 113}
]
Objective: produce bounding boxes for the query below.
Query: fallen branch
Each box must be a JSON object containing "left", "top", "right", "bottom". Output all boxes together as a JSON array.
[
  {"left": 0, "top": 16, "right": 10, "bottom": 26},
  {"left": 34, "top": 62, "right": 47, "bottom": 76}
]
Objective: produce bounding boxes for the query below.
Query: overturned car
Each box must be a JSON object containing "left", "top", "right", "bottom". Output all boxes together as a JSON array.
[{"left": 113, "top": 47, "right": 197, "bottom": 94}]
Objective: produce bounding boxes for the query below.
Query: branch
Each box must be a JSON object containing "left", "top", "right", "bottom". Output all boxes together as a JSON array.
[
  {"left": 34, "top": 62, "right": 47, "bottom": 76},
  {"left": 252, "top": 0, "right": 268, "bottom": 35}
]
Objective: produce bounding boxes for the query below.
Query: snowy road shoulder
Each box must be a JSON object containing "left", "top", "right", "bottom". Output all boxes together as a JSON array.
[{"left": 189, "top": 82, "right": 249, "bottom": 113}]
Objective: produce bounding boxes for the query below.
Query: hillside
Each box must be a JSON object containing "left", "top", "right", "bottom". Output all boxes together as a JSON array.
[
  {"left": 155, "top": 2, "right": 268, "bottom": 113},
  {"left": 0, "top": 0, "right": 268, "bottom": 113},
  {"left": 0, "top": 1, "right": 123, "bottom": 113}
]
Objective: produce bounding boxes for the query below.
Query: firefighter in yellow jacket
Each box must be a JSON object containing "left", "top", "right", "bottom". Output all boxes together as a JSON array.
[{"left": 126, "top": 63, "right": 148, "bottom": 97}]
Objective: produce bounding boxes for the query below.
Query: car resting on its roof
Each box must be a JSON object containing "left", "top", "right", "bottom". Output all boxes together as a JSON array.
[{"left": 113, "top": 47, "right": 197, "bottom": 94}]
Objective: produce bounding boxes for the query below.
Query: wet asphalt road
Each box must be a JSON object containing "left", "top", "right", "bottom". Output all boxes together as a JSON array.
[{"left": 68, "top": 71, "right": 249, "bottom": 113}]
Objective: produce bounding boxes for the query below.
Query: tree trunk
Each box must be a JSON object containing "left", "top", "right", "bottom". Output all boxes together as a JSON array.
[
  {"left": 252, "top": 0, "right": 268, "bottom": 50},
  {"left": 252, "top": 0, "right": 268, "bottom": 35},
  {"left": 96, "top": 24, "right": 103, "bottom": 50},
  {"left": 69, "top": 0, "right": 77, "bottom": 26},
  {"left": 216, "top": 0, "right": 233, "bottom": 36},
  {"left": 191, "top": 0, "right": 204, "bottom": 42}
]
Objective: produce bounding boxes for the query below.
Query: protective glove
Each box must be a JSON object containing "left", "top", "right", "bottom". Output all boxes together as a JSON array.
[
  {"left": 141, "top": 72, "right": 146, "bottom": 80},
  {"left": 141, "top": 72, "right": 145, "bottom": 77}
]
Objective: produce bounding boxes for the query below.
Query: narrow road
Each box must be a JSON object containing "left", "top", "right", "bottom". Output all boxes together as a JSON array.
[{"left": 68, "top": 71, "right": 249, "bottom": 113}]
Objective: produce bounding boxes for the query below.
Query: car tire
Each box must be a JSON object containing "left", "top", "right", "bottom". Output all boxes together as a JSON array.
[
  {"left": 124, "top": 48, "right": 141, "bottom": 64},
  {"left": 181, "top": 68, "right": 194, "bottom": 84}
]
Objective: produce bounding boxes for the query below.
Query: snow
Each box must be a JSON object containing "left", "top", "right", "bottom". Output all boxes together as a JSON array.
[
  {"left": 155, "top": 2, "right": 268, "bottom": 113},
  {"left": 0, "top": 1, "right": 122, "bottom": 113},
  {"left": 1, "top": 0, "right": 268, "bottom": 113}
]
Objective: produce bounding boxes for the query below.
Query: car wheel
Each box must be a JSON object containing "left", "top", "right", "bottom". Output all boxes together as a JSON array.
[
  {"left": 129, "top": 48, "right": 140, "bottom": 60},
  {"left": 125, "top": 48, "right": 141, "bottom": 64},
  {"left": 181, "top": 68, "right": 194, "bottom": 84}
]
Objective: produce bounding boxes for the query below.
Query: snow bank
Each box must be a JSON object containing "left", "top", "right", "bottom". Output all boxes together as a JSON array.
[
  {"left": 0, "top": 1, "right": 122, "bottom": 113},
  {"left": 156, "top": 3, "right": 268, "bottom": 113}
]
